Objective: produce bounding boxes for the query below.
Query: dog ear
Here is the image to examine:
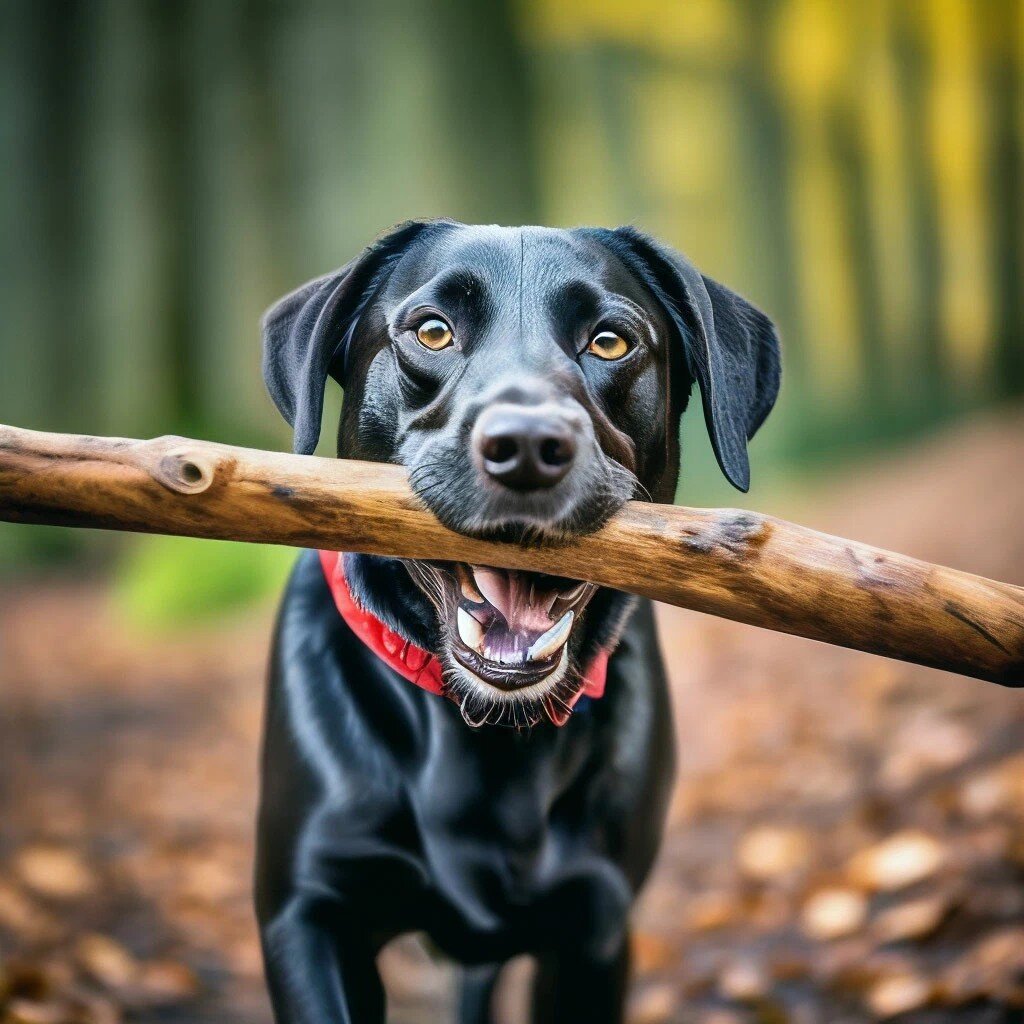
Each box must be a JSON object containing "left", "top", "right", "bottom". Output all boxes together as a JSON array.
[
  {"left": 590, "top": 226, "right": 781, "bottom": 492},
  {"left": 261, "top": 219, "right": 441, "bottom": 454}
]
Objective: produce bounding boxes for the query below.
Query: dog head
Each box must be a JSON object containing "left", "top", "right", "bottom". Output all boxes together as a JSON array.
[{"left": 263, "top": 220, "right": 780, "bottom": 726}]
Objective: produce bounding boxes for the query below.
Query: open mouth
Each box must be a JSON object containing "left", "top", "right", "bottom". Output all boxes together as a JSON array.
[
  {"left": 406, "top": 562, "right": 597, "bottom": 720},
  {"left": 449, "top": 565, "right": 595, "bottom": 685}
]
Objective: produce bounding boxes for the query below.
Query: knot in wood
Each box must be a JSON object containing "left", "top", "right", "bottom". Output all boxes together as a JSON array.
[{"left": 154, "top": 448, "right": 218, "bottom": 495}]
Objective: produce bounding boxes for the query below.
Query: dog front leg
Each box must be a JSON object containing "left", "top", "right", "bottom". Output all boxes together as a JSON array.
[
  {"left": 260, "top": 893, "right": 384, "bottom": 1024},
  {"left": 529, "top": 934, "right": 631, "bottom": 1024}
]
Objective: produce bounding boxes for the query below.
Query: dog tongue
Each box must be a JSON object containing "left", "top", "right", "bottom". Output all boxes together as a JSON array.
[{"left": 471, "top": 568, "right": 558, "bottom": 633}]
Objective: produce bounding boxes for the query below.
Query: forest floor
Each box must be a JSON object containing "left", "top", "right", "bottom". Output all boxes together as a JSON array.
[{"left": 1, "top": 407, "right": 1023, "bottom": 1024}]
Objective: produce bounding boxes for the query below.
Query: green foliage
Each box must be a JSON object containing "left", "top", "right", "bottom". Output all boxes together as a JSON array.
[
  {"left": 113, "top": 535, "right": 295, "bottom": 630},
  {"left": 0, "top": 523, "right": 85, "bottom": 571}
]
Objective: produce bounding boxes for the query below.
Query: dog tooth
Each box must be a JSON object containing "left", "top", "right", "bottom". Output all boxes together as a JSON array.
[
  {"left": 526, "top": 610, "right": 574, "bottom": 663},
  {"left": 457, "top": 607, "right": 484, "bottom": 652},
  {"left": 471, "top": 567, "right": 507, "bottom": 612},
  {"left": 458, "top": 566, "right": 485, "bottom": 604}
]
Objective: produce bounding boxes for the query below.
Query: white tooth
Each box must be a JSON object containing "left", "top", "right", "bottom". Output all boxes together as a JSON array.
[
  {"left": 457, "top": 608, "right": 484, "bottom": 652},
  {"left": 526, "top": 610, "right": 574, "bottom": 663},
  {"left": 471, "top": 568, "right": 506, "bottom": 611}
]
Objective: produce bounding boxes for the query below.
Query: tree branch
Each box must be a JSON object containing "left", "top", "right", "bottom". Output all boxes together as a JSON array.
[{"left": 1, "top": 424, "right": 1022, "bottom": 686}]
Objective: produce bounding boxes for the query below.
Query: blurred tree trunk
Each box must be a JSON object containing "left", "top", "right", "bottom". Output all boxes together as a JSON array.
[
  {"left": 893, "top": 5, "right": 946, "bottom": 413},
  {"left": 986, "top": 1, "right": 1024, "bottom": 398},
  {"left": 36, "top": 0, "right": 89, "bottom": 432},
  {"left": 80, "top": 0, "right": 169, "bottom": 436},
  {"left": 188, "top": 0, "right": 279, "bottom": 442},
  {"left": 150, "top": 1, "right": 201, "bottom": 435},
  {"left": 831, "top": 108, "right": 887, "bottom": 416},
  {"left": 734, "top": 0, "right": 807, "bottom": 399},
  {"left": 434, "top": 0, "right": 541, "bottom": 227},
  {"left": 771, "top": 1, "right": 863, "bottom": 429},
  {"left": 0, "top": 0, "right": 49, "bottom": 430}
]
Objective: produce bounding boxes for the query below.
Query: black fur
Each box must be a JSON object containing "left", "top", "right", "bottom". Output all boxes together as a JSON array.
[{"left": 256, "top": 221, "right": 780, "bottom": 1022}]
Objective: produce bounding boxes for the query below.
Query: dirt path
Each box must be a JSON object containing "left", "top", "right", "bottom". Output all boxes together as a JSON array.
[{"left": 1, "top": 409, "right": 1022, "bottom": 1023}]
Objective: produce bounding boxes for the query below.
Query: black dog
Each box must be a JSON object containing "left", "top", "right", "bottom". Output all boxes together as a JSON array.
[{"left": 255, "top": 221, "right": 780, "bottom": 1023}]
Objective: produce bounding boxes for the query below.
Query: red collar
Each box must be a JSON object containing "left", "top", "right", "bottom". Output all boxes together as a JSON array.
[{"left": 319, "top": 550, "right": 608, "bottom": 723}]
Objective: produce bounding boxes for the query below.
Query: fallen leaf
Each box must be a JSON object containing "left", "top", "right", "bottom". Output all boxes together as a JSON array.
[
  {"left": 801, "top": 887, "right": 868, "bottom": 941},
  {"left": 937, "top": 927, "right": 1024, "bottom": 1005},
  {"left": 13, "top": 846, "right": 96, "bottom": 900},
  {"left": 847, "top": 831, "right": 944, "bottom": 891},
  {"left": 958, "top": 772, "right": 1010, "bottom": 818},
  {"left": 131, "top": 959, "right": 200, "bottom": 1005},
  {"left": 970, "top": 927, "right": 1024, "bottom": 972},
  {"left": 866, "top": 971, "right": 933, "bottom": 1018},
  {"left": 75, "top": 933, "right": 138, "bottom": 989},
  {"left": 736, "top": 825, "right": 811, "bottom": 881},
  {"left": 872, "top": 895, "right": 950, "bottom": 944},
  {"left": 4, "top": 999, "right": 68, "bottom": 1024},
  {"left": 718, "top": 957, "right": 768, "bottom": 1002},
  {"left": 628, "top": 982, "right": 678, "bottom": 1024},
  {"left": 180, "top": 856, "right": 238, "bottom": 904},
  {"left": 0, "top": 883, "right": 60, "bottom": 941}
]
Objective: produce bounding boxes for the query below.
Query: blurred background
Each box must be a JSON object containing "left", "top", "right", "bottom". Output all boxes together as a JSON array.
[{"left": 1, "top": 1, "right": 1022, "bottom": 1022}]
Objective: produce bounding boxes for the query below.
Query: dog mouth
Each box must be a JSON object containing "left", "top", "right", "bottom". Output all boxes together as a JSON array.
[
  {"left": 406, "top": 561, "right": 597, "bottom": 703},
  {"left": 448, "top": 565, "right": 596, "bottom": 684}
]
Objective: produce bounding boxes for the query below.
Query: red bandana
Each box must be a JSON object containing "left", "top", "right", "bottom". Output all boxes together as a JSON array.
[{"left": 318, "top": 550, "right": 608, "bottom": 720}]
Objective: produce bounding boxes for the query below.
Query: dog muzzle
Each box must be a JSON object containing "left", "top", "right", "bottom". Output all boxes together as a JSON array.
[{"left": 318, "top": 550, "right": 608, "bottom": 726}]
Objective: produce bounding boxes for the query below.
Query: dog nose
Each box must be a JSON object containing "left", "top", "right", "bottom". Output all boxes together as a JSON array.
[{"left": 475, "top": 406, "right": 578, "bottom": 491}]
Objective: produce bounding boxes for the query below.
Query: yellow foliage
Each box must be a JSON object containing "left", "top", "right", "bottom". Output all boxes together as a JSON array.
[
  {"left": 771, "top": 0, "right": 851, "bottom": 106},
  {"left": 522, "top": 0, "right": 745, "bottom": 62},
  {"left": 920, "top": 0, "right": 992, "bottom": 381}
]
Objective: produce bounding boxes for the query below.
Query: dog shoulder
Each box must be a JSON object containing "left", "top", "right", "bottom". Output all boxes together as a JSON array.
[{"left": 267, "top": 551, "right": 426, "bottom": 779}]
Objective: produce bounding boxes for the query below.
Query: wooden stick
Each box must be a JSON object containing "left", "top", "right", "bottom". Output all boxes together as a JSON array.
[{"left": 1, "top": 424, "right": 1022, "bottom": 686}]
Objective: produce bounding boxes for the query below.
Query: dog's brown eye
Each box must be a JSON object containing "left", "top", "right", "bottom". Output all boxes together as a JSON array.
[
  {"left": 586, "top": 330, "right": 630, "bottom": 361},
  {"left": 416, "top": 318, "right": 453, "bottom": 351}
]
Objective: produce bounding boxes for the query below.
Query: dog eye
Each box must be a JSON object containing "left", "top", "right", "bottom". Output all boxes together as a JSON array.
[
  {"left": 586, "top": 330, "right": 630, "bottom": 361},
  {"left": 415, "top": 318, "right": 454, "bottom": 351}
]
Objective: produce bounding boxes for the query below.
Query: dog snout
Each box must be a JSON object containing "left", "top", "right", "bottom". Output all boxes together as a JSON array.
[{"left": 473, "top": 403, "right": 579, "bottom": 491}]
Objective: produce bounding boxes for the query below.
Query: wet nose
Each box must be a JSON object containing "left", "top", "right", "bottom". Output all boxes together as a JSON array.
[{"left": 474, "top": 405, "right": 578, "bottom": 491}]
